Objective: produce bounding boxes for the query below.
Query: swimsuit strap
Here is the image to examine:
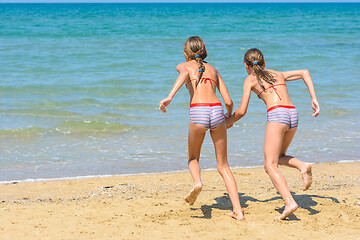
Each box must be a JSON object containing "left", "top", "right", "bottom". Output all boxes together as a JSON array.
[
  {"left": 199, "top": 78, "right": 216, "bottom": 86},
  {"left": 257, "top": 83, "right": 287, "bottom": 100},
  {"left": 186, "top": 78, "right": 217, "bottom": 86},
  {"left": 186, "top": 79, "right": 196, "bottom": 85}
]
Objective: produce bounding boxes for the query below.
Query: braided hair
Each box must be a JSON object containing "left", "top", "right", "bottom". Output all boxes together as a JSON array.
[{"left": 184, "top": 36, "right": 207, "bottom": 87}]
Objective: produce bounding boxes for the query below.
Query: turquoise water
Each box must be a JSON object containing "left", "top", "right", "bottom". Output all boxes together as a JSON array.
[{"left": 0, "top": 3, "right": 359, "bottom": 181}]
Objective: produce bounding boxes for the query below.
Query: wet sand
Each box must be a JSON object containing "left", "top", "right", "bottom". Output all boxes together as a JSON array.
[{"left": 1, "top": 161, "right": 359, "bottom": 239}]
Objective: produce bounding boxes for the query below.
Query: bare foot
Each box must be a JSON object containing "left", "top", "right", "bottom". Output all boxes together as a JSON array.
[
  {"left": 228, "top": 211, "right": 245, "bottom": 221},
  {"left": 301, "top": 163, "right": 312, "bottom": 191},
  {"left": 275, "top": 203, "right": 298, "bottom": 220},
  {"left": 184, "top": 184, "right": 202, "bottom": 206}
]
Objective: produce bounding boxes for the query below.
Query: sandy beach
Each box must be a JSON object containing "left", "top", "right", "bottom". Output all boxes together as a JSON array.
[{"left": 1, "top": 161, "right": 359, "bottom": 239}]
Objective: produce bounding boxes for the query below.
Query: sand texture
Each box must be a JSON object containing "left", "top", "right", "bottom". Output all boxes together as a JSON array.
[{"left": 1, "top": 161, "right": 360, "bottom": 239}]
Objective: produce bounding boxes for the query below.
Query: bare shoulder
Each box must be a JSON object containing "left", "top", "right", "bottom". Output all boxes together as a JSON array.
[
  {"left": 204, "top": 63, "right": 219, "bottom": 76},
  {"left": 244, "top": 74, "right": 257, "bottom": 88},
  {"left": 265, "top": 69, "right": 284, "bottom": 81},
  {"left": 182, "top": 61, "right": 198, "bottom": 71},
  {"left": 176, "top": 62, "right": 188, "bottom": 73},
  {"left": 204, "top": 62, "right": 216, "bottom": 71},
  {"left": 266, "top": 68, "right": 281, "bottom": 76}
]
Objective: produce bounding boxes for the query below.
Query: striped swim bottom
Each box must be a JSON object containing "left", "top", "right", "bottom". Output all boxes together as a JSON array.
[
  {"left": 267, "top": 105, "right": 298, "bottom": 129},
  {"left": 189, "top": 103, "right": 225, "bottom": 129}
]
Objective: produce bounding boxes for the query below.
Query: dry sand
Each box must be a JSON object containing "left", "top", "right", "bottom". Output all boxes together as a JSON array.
[{"left": 1, "top": 161, "right": 359, "bottom": 239}]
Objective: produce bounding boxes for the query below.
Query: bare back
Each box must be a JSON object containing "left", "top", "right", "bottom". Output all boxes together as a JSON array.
[
  {"left": 183, "top": 60, "right": 221, "bottom": 104},
  {"left": 249, "top": 69, "right": 294, "bottom": 109}
]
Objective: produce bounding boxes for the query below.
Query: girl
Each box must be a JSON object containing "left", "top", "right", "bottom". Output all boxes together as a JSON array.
[
  {"left": 226, "top": 48, "right": 320, "bottom": 220},
  {"left": 159, "top": 36, "right": 244, "bottom": 220}
]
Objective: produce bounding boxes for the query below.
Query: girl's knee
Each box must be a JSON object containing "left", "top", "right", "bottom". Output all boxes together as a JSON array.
[
  {"left": 188, "top": 158, "right": 199, "bottom": 164},
  {"left": 217, "top": 163, "right": 230, "bottom": 173},
  {"left": 264, "top": 162, "right": 277, "bottom": 174}
]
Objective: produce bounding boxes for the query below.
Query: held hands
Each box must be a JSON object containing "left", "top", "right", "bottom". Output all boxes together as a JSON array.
[
  {"left": 225, "top": 113, "right": 234, "bottom": 129},
  {"left": 312, "top": 99, "right": 320, "bottom": 117},
  {"left": 159, "top": 97, "right": 172, "bottom": 113}
]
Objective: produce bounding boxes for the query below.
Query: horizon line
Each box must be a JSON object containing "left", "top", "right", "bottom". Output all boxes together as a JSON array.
[
  {"left": 0, "top": 0, "right": 360, "bottom": 4},
  {"left": 0, "top": 1, "right": 359, "bottom": 3}
]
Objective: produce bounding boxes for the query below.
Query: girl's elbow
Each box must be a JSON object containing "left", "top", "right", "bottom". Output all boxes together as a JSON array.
[
  {"left": 236, "top": 109, "right": 246, "bottom": 118},
  {"left": 240, "top": 109, "right": 247, "bottom": 116},
  {"left": 302, "top": 69, "right": 310, "bottom": 77}
]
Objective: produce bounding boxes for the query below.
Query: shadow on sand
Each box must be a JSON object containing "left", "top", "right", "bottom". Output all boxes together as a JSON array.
[{"left": 190, "top": 191, "right": 339, "bottom": 220}]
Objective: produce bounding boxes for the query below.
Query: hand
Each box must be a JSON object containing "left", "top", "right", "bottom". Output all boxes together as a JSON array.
[
  {"left": 225, "top": 112, "right": 231, "bottom": 119},
  {"left": 225, "top": 117, "right": 233, "bottom": 129},
  {"left": 311, "top": 99, "right": 320, "bottom": 117},
  {"left": 159, "top": 97, "right": 172, "bottom": 113}
]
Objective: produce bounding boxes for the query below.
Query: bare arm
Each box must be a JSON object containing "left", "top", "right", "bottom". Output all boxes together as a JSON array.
[
  {"left": 217, "top": 72, "right": 233, "bottom": 118},
  {"left": 226, "top": 77, "right": 252, "bottom": 128},
  {"left": 159, "top": 63, "right": 189, "bottom": 113},
  {"left": 282, "top": 70, "right": 320, "bottom": 117}
]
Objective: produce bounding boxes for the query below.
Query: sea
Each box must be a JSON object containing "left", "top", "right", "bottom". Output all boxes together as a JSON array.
[{"left": 0, "top": 3, "right": 359, "bottom": 182}]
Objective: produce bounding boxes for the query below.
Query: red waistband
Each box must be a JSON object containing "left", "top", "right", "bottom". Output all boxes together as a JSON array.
[
  {"left": 267, "top": 105, "right": 295, "bottom": 112},
  {"left": 190, "top": 103, "right": 222, "bottom": 108}
]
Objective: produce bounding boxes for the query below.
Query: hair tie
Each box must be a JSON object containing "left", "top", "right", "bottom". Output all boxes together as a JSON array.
[
  {"left": 194, "top": 55, "right": 200, "bottom": 59},
  {"left": 198, "top": 69, "right": 203, "bottom": 72},
  {"left": 253, "top": 61, "right": 257, "bottom": 65}
]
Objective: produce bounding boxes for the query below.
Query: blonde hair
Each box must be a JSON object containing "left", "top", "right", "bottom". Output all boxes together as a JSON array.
[
  {"left": 244, "top": 48, "right": 276, "bottom": 90},
  {"left": 184, "top": 36, "right": 207, "bottom": 87}
]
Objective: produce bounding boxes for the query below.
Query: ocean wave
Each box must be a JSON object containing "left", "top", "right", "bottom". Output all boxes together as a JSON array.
[
  {"left": 0, "top": 120, "right": 134, "bottom": 137},
  {"left": 0, "top": 108, "right": 81, "bottom": 118},
  {"left": 55, "top": 120, "right": 133, "bottom": 134},
  {"left": 0, "top": 127, "right": 47, "bottom": 137}
]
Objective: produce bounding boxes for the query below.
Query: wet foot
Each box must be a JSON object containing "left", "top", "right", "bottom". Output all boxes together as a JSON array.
[
  {"left": 275, "top": 203, "right": 298, "bottom": 220},
  {"left": 184, "top": 184, "right": 202, "bottom": 206},
  {"left": 301, "top": 163, "right": 312, "bottom": 191},
  {"left": 228, "top": 211, "right": 245, "bottom": 221}
]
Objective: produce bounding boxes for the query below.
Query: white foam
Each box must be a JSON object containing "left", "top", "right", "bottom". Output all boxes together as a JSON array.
[
  {"left": 338, "top": 159, "right": 360, "bottom": 163},
  {"left": 1, "top": 159, "right": 360, "bottom": 185},
  {"left": 0, "top": 170, "right": 188, "bottom": 185}
]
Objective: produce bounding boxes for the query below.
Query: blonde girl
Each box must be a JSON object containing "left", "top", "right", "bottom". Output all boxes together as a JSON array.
[{"left": 159, "top": 36, "right": 244, "bottom": 220}]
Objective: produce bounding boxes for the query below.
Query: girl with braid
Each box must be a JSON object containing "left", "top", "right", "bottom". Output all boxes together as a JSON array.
[
  {"left": 159, "top": 36, "right": 244, "bottom": 220},
  {"left": 226, "top": 48, "right": 320, "bottom": 220}
]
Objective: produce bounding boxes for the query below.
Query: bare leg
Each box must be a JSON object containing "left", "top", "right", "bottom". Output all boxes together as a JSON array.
[
  {"left": 210, "top": 122, "right": 245, "bottom": 221},
  {"left": 278, "top": 128, "right": 312, "bottom": 191},
  {"left": 184, "top": 122, "right": 207, "bottom": 206},
  {"left": 264, "top": 122, "right": 298, "bottom": 220}
]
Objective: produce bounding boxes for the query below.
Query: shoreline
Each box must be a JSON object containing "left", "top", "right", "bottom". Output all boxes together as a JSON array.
[
  {"left": 1, "top": 161, "right": 359, "bottom": 239},
  {"left": 1, "top": 159, "right": 360, "bottom": 185}
]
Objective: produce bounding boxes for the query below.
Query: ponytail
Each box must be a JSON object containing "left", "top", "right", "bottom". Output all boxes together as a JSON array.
[
  {"left": 244, "top": 48, "right": 276, "bottom": 89},
  {"left": 252, "top": 63, "right": 276, "bottom": 90},
  {"left": 195, "top": 54, "right": 205, "bottom": 87},
  {"left": 184, "top": 36, "right": 207, "bottom": 88}
]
